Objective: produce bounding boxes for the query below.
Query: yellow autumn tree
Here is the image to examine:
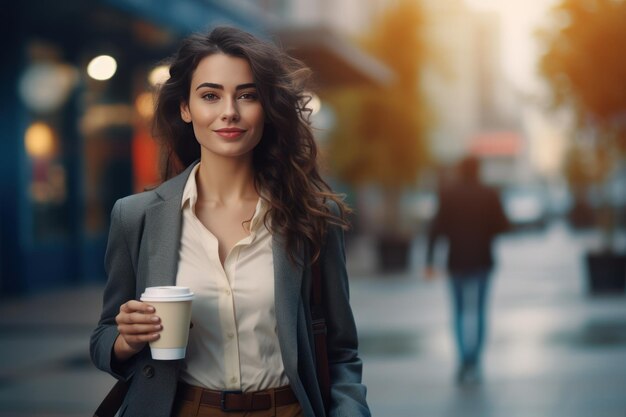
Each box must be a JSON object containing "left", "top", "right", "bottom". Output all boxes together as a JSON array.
[
  {"left": 539, "top": 0, "right": 626, "bottom": 246},
  {"left": 540, "top": 0, "right": 626, "bottom": 135},
  {"left": 539, "top": 0, "right": 626, "bottom": 169},
  {"left": 327, "top": 0, "right": 431, "bottom": 234}
]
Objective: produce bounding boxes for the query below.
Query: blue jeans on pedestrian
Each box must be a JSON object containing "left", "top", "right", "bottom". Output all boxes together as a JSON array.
[{"left": 449, "top": 269, "right": 491, "bottom": 368}]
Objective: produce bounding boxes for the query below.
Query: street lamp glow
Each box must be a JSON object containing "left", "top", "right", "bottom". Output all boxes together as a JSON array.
[
  {"left": 25, "top": 122, "right": 56, "bottom": 158},
  {"left": 149, "top": 65, "right": 170, "bottom": 86},
  {"left": 87, "top": 55, "right": 117, "bottom": 81},
  {"left": 135, "top": 91, "right": 154, "bottom": 119},
  {"left": 306, "top": 92, "right": 321, "bottom": 115}
]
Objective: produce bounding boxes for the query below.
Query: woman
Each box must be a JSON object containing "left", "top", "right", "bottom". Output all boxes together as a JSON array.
[{"left": 90, "top": 26, "right": 370, "bottom": 417}]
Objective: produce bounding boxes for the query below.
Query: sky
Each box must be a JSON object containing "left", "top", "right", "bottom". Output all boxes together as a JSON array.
[{"left": 464, "top": 0, "right": 560, "bottom": 93}]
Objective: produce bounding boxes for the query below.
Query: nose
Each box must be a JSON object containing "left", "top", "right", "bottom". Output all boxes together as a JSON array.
[{"left": 221, "top": 99, "right": 240, "bottom": 123}]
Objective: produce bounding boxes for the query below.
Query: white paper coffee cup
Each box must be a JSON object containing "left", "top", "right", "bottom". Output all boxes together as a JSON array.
[{"left": 140, "top": 286, "right": 194, "bottom": 360}]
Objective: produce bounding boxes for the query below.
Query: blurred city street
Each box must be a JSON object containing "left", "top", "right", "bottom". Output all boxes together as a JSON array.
[
  {"left": 352, "top": 223, "right": 626, "bottom": 417},
  {"left": 0, "top": 219, "right": 626, "bottom": 417},
  {"left": 4, "top": 1, "right": 626, "bottom": 416},
  {"left": 1, "top": 222, "right": 625, "bottom": 417}
]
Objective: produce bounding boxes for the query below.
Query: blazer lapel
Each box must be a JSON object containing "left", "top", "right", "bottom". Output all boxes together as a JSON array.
[
  {"left": 273, "top": 236, "right": 304, "bottom": 372},
  {"left": 144, "top": 198, "right": 183, "bottom": 287},
  {"left": 143, "top": 162, "right": 198, "bottom": 288}
]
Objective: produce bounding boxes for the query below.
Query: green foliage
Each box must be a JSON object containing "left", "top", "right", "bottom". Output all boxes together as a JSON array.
[{"left": 327, "top": 0, "right": 430, "bottom": 188}]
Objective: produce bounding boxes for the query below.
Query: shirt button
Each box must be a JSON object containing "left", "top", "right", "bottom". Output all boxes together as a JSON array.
[
  {"left": 225, "top": 289, "right": 231, "bottom": 296},
  {"left": 230, "top": 376, "right": 238, "bottom": 383},
  {"left": 227, "top": 332, "right": 234, "bottom": 338}
]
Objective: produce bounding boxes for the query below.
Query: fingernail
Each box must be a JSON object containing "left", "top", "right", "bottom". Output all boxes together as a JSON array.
[
  {"left": 147, "top": 306, "right": 155, "bottom": 312},
  {"left": 151, "top": 316, "right": 159, "bottom": 322},
  {"left": 154, "top": 324, "right": 162, "bottom": 330}
]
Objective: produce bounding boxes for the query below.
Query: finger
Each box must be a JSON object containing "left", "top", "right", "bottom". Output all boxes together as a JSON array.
[
  {"left": 117, "top": 311, "right": 161, "bottom": 325},
  {"left": 118, "top": 322, "right": 162, "bottom": 336},
  {"left": 120, "top": 333, "right": 161, "bottom": 350},
  {"left": 121, "top": 300, "right": 155, "bottom": 314}
]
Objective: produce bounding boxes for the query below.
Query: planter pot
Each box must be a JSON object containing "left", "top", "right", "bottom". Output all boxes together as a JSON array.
[
  {"left": 377, "top": 235, "right": 412, "bottom": 273},
  {"left": 585, "top": 251, "right": 626, "bottom": 294}
]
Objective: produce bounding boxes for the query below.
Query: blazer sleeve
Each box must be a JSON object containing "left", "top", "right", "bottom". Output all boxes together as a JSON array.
[
  {"left": 90, "top": 198, "right": 141, "bottom": 380},
  {"left": 321, "top": 203, "right": 371, "bottom": 417}
]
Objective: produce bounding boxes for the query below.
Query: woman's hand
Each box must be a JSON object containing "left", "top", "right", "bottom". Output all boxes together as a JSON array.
[{"left": 113, "top": 300, "right": 161, "bottom": 361}]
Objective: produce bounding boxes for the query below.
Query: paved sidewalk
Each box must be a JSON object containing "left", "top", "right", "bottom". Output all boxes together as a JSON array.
[
  {"left": 0, "top": 222, "right": 625, "bottom": 416},
  {"left": 352, "top": 224, "right": 626, "bottom": 417}
]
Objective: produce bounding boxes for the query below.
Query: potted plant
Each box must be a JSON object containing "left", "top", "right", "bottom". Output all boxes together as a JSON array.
[
  {"left": 539, "top": 0, "right": 626, "bottom": 293},
  {"left": 325, "top": 0, "right": 431, "bottom": 272}
]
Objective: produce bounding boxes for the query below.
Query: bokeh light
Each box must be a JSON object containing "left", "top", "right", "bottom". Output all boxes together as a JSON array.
[
  {"left": 306, "top": 92, "right": 322, "bottom": 115},
  {"left": 87, "top": 55, "right": 117, "bottom": 81},
  {"left": 135, "top": 91, "right": 154, "bottom": 119},
  {"left": 148, "top": 65, "right": 170, "bottom": 86},
  {"left": 24, "top": 122, "right": 56, "bottom": 159}
]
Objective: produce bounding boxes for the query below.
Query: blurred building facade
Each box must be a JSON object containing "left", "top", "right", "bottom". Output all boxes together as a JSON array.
[
  {"left": 264, "top": 0, "right": 532, "bottom": 186},
  {"left": 420, "top": 0, "right": 526, "bottom": 187},
  {"left": 0, "top": 0, "right": 268, "bottom": 295},
  {"left": 1, "top": 0, "right": 391, "bottom": 295},
  {"left": 2, "top": 0, "right": 549, "bottom": 294}
]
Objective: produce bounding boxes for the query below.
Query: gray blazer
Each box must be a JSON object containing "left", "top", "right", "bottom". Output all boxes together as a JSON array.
[{"left": 90, "top": 162, "right": 370, "bottom": 417}]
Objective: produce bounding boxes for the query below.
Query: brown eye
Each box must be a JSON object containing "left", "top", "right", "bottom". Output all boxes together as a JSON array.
[{"left": 239, "top": 92, "right": 258, "bottom": 101}]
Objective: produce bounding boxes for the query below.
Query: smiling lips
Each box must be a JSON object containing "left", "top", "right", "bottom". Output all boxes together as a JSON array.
[{"left": 214, "top": 127, "right": 246, "bottom": 139}]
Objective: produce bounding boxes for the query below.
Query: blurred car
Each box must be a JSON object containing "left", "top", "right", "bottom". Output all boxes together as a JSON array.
[
  {"left": 405, "top": 190, "right": 438, "bottom": 231},
  {"left": 501, "top": 186, "right": 548, "bottom": 230}
]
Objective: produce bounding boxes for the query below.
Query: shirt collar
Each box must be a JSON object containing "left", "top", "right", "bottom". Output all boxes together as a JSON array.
[
  {"left": 181, "top": 162, "right": 201, "bottom": 210},
  {"left": 248, "top": 197, "right": 269, "bottom": 233}
]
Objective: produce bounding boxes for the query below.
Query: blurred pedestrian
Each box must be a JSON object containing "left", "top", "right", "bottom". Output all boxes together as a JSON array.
[
  {"left": 91, "top": 26, "right": 370, "bottom": 417},
  {"left": 425, "top": 156, "right": 509, "bottom": 384}
]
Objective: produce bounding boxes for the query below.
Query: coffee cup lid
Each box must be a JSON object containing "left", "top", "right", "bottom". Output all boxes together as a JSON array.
[{"left": 140, "top": 286, "right": 194, "bottom": 302}]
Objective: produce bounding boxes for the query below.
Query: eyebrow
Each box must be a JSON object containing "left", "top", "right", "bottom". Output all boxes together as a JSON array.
[{"left": 195, "top": 82, "right": 257, "bottom": 91}]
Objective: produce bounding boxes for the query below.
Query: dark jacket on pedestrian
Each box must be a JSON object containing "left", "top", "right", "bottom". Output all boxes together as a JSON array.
[{"left": 426, "top": 172, "right": 509, "bottom": 275}]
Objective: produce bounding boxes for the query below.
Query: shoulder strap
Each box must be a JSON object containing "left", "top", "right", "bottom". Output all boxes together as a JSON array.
[
  {"left": 311, "top": 260, "right": 331, "bottom": 412},
  {"left": 93, "top": 379, "right": 129, "bottom": 417}
]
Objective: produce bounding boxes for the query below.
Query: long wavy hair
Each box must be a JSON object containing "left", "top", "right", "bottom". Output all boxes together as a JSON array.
[{"left": 152, "top": 26, "right": 350, "bottom": 264}]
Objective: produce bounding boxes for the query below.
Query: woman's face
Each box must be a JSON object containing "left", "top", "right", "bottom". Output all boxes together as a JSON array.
[{"left": 180, "top": 53, "right": 264, "bottom": 161}]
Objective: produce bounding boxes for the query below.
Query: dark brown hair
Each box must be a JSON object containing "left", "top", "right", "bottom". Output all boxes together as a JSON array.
[{"left": 152, "top": 26, "right": 350, "bottom": 263}]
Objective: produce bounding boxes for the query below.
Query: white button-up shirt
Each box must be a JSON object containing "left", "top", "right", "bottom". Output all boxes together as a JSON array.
[{"left": 176, "top": 164, "right": 289, "bottom": 391}]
